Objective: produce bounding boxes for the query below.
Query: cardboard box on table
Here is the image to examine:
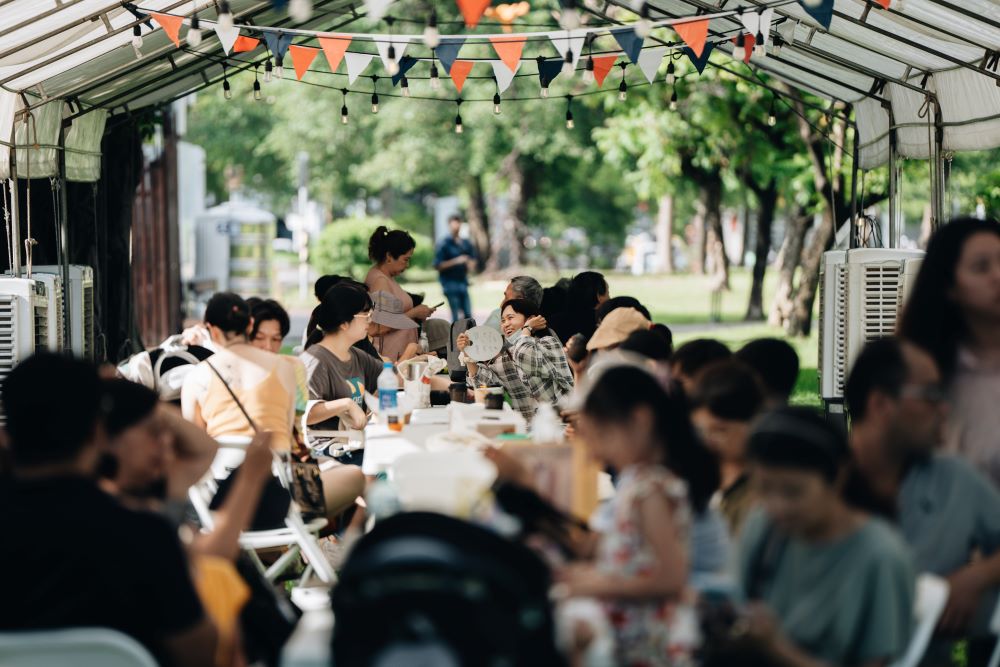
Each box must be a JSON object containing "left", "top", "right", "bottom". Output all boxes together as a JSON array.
[{"left": 497, "top": 438, "right": 601, "bottom": 520}]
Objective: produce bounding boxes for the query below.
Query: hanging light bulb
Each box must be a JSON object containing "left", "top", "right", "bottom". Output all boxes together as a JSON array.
[
  {"left": 455, "top": 100, "right": 464, "bottom": 133},
  {"left": 767, "top": 99, "right": 777, "bottom": 126},
  {"left": 264, "top": 59, "right": 273, "bottom": 83},
  {"left": 401, "top": 77, "right": 410, "bottom": 97},
  {"left": 223, "top": 75, "right": 232, "bottom": 100},
  {"left": 289, "top": 0, "right": 313, "bottom": 22},
  {"left": 253, "top": 67, "right": 262, "bottom": 101},
  {"left": 565, "top": 97, "right": 574, "bottom": 129},
  {"left": 562, "top": 49, "right": 575, "bottom": 76},
  {"left": 371, "top": 93, "right": 379, "bottom": 113},
  {"left": 188, "top": 11, "right": 202, "bottom": 47},
  {"left": 541, "top": 83, "right": 550, "bottom": 98},
  {"left": 493, "top": 92, "right": 502, "bottom": 114},
  {"left": 666, "top": 61, "right": 675, "bottom": 85},
  {"left": 754, "top": 28, "right": 767, "bottom": 57},
  {"left": 386, "top": 45, "right": 400, "bottom": 76},
  {"left": 275, "top": 55, "right": 285, "bottom": 80},
  {"left": 341, "top": 104, "right": 349, "bottom": 124},
  {"left": 618, "top": 80, "right": 627, "bottom": 101},
  {"left": 634, "top": 4, "right": 652, "bottom": 38},
  {"left": 132, "top": 24, "right": 143, "bottom": 49},
  {"left": 669, "top": 87, "right": 678, "bottom": 111},
  {"left": 430, "top": 58, "right": 441, "bottom": 91},
  {"left": 218, "top": 1, "right": 234, "bottom": 31},
  {"left": 771, "top": 34, "right": 783, "bottom": 56},
  {"left": 424, "top": 12, "right": 440, "bottom": 49},
  {"left": 582, "top": 55, "right": 595, "bottom": 84}
]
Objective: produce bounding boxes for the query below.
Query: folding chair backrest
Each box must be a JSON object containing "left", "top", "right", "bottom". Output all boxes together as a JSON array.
[
  {"left": 0, "top": 628, "right": 157, "bottom": 667},
  {"left": 209, "top": 435, "right": 252, "bottom": 479},
  {"left": 890, "top": 573, "right": 950, "bottom": 667}
]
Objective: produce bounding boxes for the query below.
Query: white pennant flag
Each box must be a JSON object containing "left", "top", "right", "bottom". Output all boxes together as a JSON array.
[
  {"left": 549, "top": 29, "right": 587, "bottom": 66},
  {"left": 759, "top": 8, "right": 774, "bottom": 46},
  {"left": 637, "top": 46, "right": 665, "bottom": 83},
  {"left": 490, "top": 59, "right": 520, "bottom": 93},
  {"left": 364, "top": 0, "right": 393, "bottom": 22},
  {"left": 777, "top": 19, "right": 796, "bottom": 46},
  {"left": 375, "top": 37, "right": 410, "bottom": 72},
  {"left": 345, "top": 52, "right": 374, "bottom": 84},
  {"left": 214, "top": 23, "right": 240, "bottom": 55},
  {"left": 741, "top": 9, "right": 774, "bottom": 45}
]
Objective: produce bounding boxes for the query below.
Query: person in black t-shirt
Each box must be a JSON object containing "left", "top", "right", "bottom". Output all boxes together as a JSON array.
[{"left": 0, "top": 353, "right": 217, "bottom": 667}]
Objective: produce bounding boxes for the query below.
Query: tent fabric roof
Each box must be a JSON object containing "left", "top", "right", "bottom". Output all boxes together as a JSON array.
[{"left": 1, "top": 0, "right": 999, "bottom": 180}]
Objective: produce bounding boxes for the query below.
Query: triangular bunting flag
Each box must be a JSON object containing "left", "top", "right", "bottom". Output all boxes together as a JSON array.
[
  {"left": 376, "top": 37, "right": 411, "bottom": 73},
  {"left": 592, "top": 55, "right": 618, "bottom": 87},
  {"left": 741, "top": 34, "right": 756, "bottom": 63},
  {"left": 436, "top": 38, "right": 465, "bottom": 75},
  {"left": 288, "top": 45, "right": 319, "bottom": 80},
  {"left": 489, "top": 36, "right": 525, "bottom": 73},
  {"left": 457, "top": 0, "right": 492, "bottom": 28},
  {"left": 214, "top": 23, "right": 240, "bottom": 55},
  {"left": 637, "top": 46, "right": 666, "bottom": 83},
  {"left": 450, "top": 60, "right": 474, "bottom": 93},
  {"left": 681, "top": 42, "right": 714, "bottom": 74},
  {"left": 233, "top": 35, "right": 260, "bottom": 52},
  {"left": 318, "top": 35, "right": 350, "bottom": 71},
  {"left": 364, "top": 0, "right": 393, "bottom": 22},
  {"left": 538, "top": 58, "right": 563, "bottom": 88},
  {"left": 263, "top": 32, "right": 295, "bottom": 62},
  {"left": 875, "top": 0, "right": 890, "bottom": 7},
  {"left": 391, "top": 56, "right": 418, "bottom": 85},
  {"left": 759, "top": 8, "right": 774, "bottom": 46},
  {"left": 550, "top": 29, "right": 586, "bottom": 67},
  {"left": 345, "top": 52, "right": 374, "bottom": 84},
  {"left": 490, "top": 60, "right": 520, "bottom": 93},
  {"left": 739, "top": 12, "right": 760, "bottom": 40},
  {"left": 777, "top": 20, "right": 797, "bottom": 46},
  {"left": 799, "top": 0, "right": 833, "bottom": 30},
  {"left": 674, "top": 18, "right": 709, "bottom": 58},
  {"left": 612, "top": 28, "right": 644, "bottom": 65},
  {"left": 150, "top": 13, "right": 183, "bottom": 47}
]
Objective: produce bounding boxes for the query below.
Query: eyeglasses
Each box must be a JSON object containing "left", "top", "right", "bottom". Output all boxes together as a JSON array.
[
  {"left": 899, "top": 384, "right": 947, "bottom": 404},
  {"left": 354, "top": 311, "right": 373, "bottom": 321}
]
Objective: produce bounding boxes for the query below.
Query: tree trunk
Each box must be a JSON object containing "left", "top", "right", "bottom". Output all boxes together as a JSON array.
[
  {"left": 769, "top": 209, "right": 810, "bottom": 327},
  {"left": 738, "top": 207, "right": 751, "bottom": 268},
  {"left": 502, "top": 151, "right": 529, "bottom": 268},
  {"left": 465, "top": 174, "right": 491, "bottom": 270},
  {"left": 788, "top": 209, "right": 834, "bottom": 336},
  {"left": 702, "top": 178, "right": 729, "bottom": 289},
  {"left": 656, "top": 194, "right": 675, "bottom": 274},
  {"left": 745, "top": 182, "right": 777, "bottom": 321}
]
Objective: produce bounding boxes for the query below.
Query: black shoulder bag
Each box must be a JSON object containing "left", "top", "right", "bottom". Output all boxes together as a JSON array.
[{"left": 206, "top": 361, "right": 327, "bottom": 523}]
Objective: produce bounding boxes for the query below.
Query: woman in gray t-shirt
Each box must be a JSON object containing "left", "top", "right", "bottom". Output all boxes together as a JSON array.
[{"left": 733, "top": 407, "right": 914, "bottom": 667}]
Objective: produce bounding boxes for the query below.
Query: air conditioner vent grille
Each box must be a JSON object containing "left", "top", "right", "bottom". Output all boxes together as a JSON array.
[{"left": 861, "top": 264, "right": 903, "bottom": 341}]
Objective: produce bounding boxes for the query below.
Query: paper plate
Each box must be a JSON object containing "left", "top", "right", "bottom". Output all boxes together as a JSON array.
[{"left": 464, "top": 326, "right": 504, "bottom": 362}]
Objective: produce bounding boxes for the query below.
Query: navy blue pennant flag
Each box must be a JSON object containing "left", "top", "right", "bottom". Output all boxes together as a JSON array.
[
  {"left": 799, "top": 0, "right": 833, "bottom": 30},
  {"left": 435, "top": 38, "right": 466, "bottom": 75},
  {"left": 391, "top": 56, "right": 418, "bottom": 86},
  {"left": 681, "top": 42, "right": 715, "bottom": 75},
  {"left": 537, "top": 58, "right": 564, "bottom": 88},
  {"left": 612, "top": 28, "right": 644, "bottom": 65},
  {"left": 263, "top": 31, "right": 295, "bottom": 60}
]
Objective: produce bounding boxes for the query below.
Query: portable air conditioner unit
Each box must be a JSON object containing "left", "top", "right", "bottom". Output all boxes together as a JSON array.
[
  {"left": 0, "top": 277, "right": 50, "bottom": 421},
  {"left": 818, "top": 248, "right": 924, "bottom": 407},
  {"left": 27, "top": 272, "right": 66, "bottom": 353},
  {"left": 32, "top": 265, "right": 95, "bottom": 360}
]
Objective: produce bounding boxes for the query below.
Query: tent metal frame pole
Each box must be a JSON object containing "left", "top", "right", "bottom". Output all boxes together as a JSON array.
[
  {"left": 934, "top": 101, "right": 946, "bottom": 230},
  {"left": 7, "top": 129, "right": 20, "bottom": 276},
  {"left": 56, "top": 122, "right": 72, "bottom": 347},
  {"left": 850, "top": 122, "right": 859, "bottom": 249},
  {"left": 888, "top": 123, "right": 898, "bottom": 249}
]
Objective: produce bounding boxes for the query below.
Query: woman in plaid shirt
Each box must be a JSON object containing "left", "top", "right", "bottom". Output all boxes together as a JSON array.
[{"left": 457, "top": 299, "right": 575, "bottom": 422}]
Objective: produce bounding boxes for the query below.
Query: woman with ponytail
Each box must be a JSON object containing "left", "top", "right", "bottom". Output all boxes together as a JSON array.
[{"left": 365, "top": 226, "right": 437, "bottom": 361}]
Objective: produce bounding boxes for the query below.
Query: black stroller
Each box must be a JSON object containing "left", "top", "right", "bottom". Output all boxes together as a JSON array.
[{"left": 331, "top": 512, "right": 566, "bottom": 667}]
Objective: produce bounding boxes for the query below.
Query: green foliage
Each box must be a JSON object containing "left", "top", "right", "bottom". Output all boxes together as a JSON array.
[{"left": 311, "top": 216, "right": 433, "bottom": 280}]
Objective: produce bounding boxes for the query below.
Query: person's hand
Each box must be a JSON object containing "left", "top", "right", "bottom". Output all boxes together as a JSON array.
[
  {"left": 410, "top": 304, "right": 435, "bottom": 320},
  {"left": 939, "top": 565, "right": 986, "bottom": 635},
  {"left": 399, "top": 342, "right": 421, "bottom": 362},
  {"left": 526, "top": 315, "right": 547, "bottom": 332},
  {"left": 456, "top": 332, "right": 470, "bottom": 352},
  {"left": 483, "top": 446, "right": 532, "bottom": 487},
  {"left": 555, "top": 564, "right": 608, "bottom": 598},
  {"left": 740, "top": 602, "right": 781, "bottom": 649},
  {"left": 343, "top": 401, "right": 368, "bottom": 429},
  {"left": 181, "top": 324, "right": 210, "bottom": 347},
  {"left": 242, "top": 432, "right": 275, "bottom": 481}
]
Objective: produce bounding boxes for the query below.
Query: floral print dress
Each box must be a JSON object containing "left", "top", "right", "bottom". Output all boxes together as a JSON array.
[{"left": 596, "top": 464, "right": 693, "bottom": 666}]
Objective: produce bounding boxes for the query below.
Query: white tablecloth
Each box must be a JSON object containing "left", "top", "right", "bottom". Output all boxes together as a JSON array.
[{"left": 280, "top": 607, "right": 334, "bottom": 667}]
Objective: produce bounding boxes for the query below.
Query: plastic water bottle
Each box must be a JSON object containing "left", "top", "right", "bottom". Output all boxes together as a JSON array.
[
  {"left": 378, "top": 362, "right": 401, "bottom": 431},
  {"left": 418, "top": 330, "right": 429, "bottom": 355}
]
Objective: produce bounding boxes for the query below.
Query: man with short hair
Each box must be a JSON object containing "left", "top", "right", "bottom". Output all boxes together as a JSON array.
[
  {"left": 0, "top": 353, "right": 217, "bottom": 667},
  {"left": 846, "top": 338, "right": 1000, "bottom": 663},
  {"left": 484, "top": 275, "right": 545, "bottom": 331},
  {"left": 434, "top": 215, "right": 477, "bottom": 322}
]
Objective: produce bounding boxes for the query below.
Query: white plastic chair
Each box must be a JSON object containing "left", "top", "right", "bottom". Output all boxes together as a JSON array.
[
  {"left": 889, "top": 573, "right": 950, "bottom": 667},
  {"left": 0, "top": 627, "right": 157, "bottom": 667},
  {"left": 188, "top": 437, "right": 336, "bottom": 586}
]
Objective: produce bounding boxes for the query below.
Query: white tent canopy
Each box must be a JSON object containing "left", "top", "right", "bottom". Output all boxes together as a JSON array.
[{"left": 1, "top": 0, "right": 999, "bottom": 181}]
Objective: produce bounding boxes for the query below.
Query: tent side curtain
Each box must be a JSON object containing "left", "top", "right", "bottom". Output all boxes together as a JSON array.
[
  {"left": 0, "top": 95, "right": 105, "bottom": 182},
  {"left": 856, "top": 97, "right": 889, "bottom": 171}
]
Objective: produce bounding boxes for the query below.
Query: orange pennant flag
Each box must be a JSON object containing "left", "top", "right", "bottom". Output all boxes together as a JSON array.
[
  {"left": 592, "top": 55, "right": 619, "bottom": 87},
  {"left": 674, "top": 18, "right": 709, "bottom": 58},
  {"left": 318, "top": 35, "right": 351, "bottom": 72},
  {"left": 233, "top": 36, "right": 260, "bottom": 53},
  {"left": 450, "top": 60, "right": 474, "bottom": 93},
  {"left": 150, "top": 12, "right": 183, "bottom": 47},
  {"left": 489, "top": 36, "right": 525, "bottom": 72},
  {"left": 875, "top": 0, "right": 890, "bottom": 6},
  {"left": 457, "top": 0, "right": 492, "bottom": 28},
  {"left": 288, "top": 45, "right": 319, "bottom": 80}
]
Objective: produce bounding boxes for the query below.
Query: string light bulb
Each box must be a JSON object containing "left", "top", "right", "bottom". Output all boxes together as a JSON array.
[
  {"left": 754, "top": 25, "right": 767, "bottom": 57},
  {"left": 669, "top": 86, "right": 678, "bottom": 111},
  {"left": 565, "top": 96, "right": 575, "bottom": 129},
  {"left": 618, "top": 63, "right": 627, "bottom": 101},
  {"left": 264, "top": 59, "right": 273, "bottom": 83},
  {"left": 187, "top": 11, "right": 202, "bottom": 47},
  {"left": 767, "top": 98, "right": 777, "bottom": 126},
  {"left": 582, "top": 55, "right": 595, "bottom": 84},
  {"left": 401, "top": 77, "right": 410, "bottom": 97},
  {"left": 131, "top": 25, "right": 143, "bottom": 59},
  {"left": 386, "top": 45, "right": 400, "bottom": 76},
  {"left": 424, "top": 12, "right": 440, "bottom": 48},
  {"left": 455, "top": 99, "right": 464, "bottom": 134},
  {"left": 562, "top": 49, "right": 575, "bottom": 76},
  {"left": 222, "top": 63, "right": 232, "bottom": 100},
  {"left": 634, "top": 4, "right": 652, "bottom": 38},
  {"left": 253, "top": 67, "right": 262, "bottom": 101},
  {"left": 340, "top": 90, "right": 348, "bottom": 124},
  {"left": 289, "top": 0, "right": 313, "bottom": 22},
  {"left": 371, "top": 76, "right": 379, "bottom": 113},
  {"left": 218, "top": 1, "right": 234, "bottom": 31},
  {"left": 771, "top": 34, "right": 783, "bottom": 55},
  {"left": 275, "top": 54, "right": 285, "bottom": 80},
  {"left": 493, "top": 92, "right": 502, "bottom": 114},
  {"left": 542, "top": 83, "right": 550, "bottom": 98},
  {"left": 430, "top": 53, "right": 441, "bottom": 90},
  {"left": 666, "top": 61, "right": 675, "bottom": 85}
]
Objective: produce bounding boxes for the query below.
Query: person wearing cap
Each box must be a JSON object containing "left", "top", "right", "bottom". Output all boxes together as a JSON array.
[
  {"left": 365, "top": 226, "right": 437, "bottom": 361},
  {"left": 456, "top": 298, "right": 573, "bottom": 422},
  {"left": 586, "top": 307, "right": 651, "bottom": 354}
]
